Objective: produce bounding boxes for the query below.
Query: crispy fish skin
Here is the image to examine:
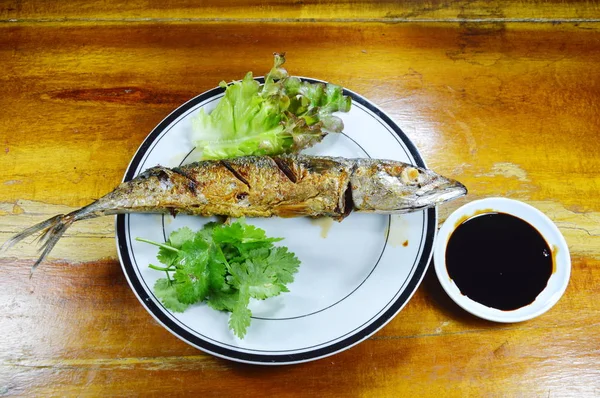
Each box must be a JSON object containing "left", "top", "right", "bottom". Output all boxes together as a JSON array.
[
  {"left": 173, "top": 156, "right": 353, "bottom": 218},
  {"left": 2, "top": 154, "right": 466, "bottom": 270},
  {"left": 98, "top": 155, "right": 354, "bottom": 219}
]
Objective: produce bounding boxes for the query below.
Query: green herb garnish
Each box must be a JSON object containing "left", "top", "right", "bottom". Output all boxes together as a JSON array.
[
  {"left": 191, "top": 52, "right": 352, "bottom": 160},
  {"left": 137, "top": 219, "right": 300, "bottom": 339}
]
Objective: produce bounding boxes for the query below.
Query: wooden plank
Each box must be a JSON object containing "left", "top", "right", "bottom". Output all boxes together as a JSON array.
[
  {"left": 1, "top": 0, "right": 600, "bottom": 22},
  {"left": 0, "top": 255, "right": 598, "bottom": 396}
]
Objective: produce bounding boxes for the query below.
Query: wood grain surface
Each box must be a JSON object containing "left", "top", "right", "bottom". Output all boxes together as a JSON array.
[{"left": 1, "top": 1, "right": 599, "bottom": 396}]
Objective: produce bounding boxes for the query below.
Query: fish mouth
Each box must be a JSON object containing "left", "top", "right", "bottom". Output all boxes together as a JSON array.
[{"left": 415, "top": 180, "right": 468, "bottom": 208}]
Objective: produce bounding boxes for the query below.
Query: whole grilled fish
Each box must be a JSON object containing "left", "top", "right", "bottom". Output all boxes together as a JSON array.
[{"left": 3, "top": 154, "right": 466, "bottom": 269}]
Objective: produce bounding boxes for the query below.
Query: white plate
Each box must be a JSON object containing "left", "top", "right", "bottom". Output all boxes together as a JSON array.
[{"left": 116, "top": 78, "right": 436, "bottom": 365}]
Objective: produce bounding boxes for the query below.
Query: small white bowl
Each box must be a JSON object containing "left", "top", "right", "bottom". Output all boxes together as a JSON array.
[{"left": 434, "top": 197, "right": 571, "bottom": 323}]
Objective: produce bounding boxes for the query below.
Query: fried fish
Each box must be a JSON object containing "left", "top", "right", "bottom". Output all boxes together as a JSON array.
[{"left": 2, "top": 154, "right": 466, "bottom": 269}]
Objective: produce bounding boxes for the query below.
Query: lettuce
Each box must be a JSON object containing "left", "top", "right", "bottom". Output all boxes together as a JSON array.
[{"left": 191, "top": 53, "right": 351, "bottom": 160}]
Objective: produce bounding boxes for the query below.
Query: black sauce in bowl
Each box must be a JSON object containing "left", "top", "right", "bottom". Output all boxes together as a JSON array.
[{"left": 445, "top": 212, "right": 553, "bottom": 311}]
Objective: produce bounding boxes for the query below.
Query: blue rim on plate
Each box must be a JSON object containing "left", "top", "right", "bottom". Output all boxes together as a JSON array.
[{"left": 116, "top": 78, "right": 436, "bottom": 365}]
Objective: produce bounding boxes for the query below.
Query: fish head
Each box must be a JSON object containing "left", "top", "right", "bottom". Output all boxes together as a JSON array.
[{"left": 350, "top": 159, "right": 467, "bottom": 213}]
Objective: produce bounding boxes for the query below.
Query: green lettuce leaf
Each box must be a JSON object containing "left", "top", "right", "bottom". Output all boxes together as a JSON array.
[{"left": 191, "top": 53, "right": 351, "bottom": 160}]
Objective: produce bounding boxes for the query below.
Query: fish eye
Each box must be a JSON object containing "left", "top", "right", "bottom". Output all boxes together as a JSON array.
[{"left": 400, "top": 167, "right": 421, "bottom": 185}]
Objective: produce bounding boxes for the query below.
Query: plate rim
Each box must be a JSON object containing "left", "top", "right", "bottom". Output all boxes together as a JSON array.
[{"left": 115, "top": 77, "right": 436, "bottom": 365}]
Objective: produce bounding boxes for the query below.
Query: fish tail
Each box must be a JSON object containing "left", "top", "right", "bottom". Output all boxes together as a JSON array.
[{"left": 2, "top": 211, "right": 79, "bottom": 273}]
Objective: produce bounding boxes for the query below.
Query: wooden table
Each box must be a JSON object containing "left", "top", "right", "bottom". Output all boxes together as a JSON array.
[{"left": 1, "top": 1, "right": 599, "bottom": 396}]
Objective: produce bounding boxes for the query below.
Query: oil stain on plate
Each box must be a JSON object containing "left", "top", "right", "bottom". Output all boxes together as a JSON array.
[
  {"left": 310, "top": 217, "right": 334, "bottom": 238},
  {"left": 387, "top": 214, "right": 410, "bottom": 247}
]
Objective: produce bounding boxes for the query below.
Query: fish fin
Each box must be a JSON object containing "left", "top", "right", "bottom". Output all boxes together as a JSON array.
[
  {"left": 1, "top": 213, "right": 76, "bottom": 274},
  {"left": 303, "top": 157, "right": 338, "bottom": 174},
  {"left": 273, "top": 204, "right": 315, "bottom": 218}
]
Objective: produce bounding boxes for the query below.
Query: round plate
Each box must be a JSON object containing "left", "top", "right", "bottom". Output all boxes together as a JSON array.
[{"left": 116, "top": 78, "right": 436, "bottom": 365}]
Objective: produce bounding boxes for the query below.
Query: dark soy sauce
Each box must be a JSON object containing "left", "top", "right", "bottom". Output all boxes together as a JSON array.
[{"left": 446, "top": 212, "right": 553, "bottom": 311}]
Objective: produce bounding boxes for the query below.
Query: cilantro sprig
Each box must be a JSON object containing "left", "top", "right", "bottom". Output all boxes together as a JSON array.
[{"left": 136, "top": 219, "right": 300, "bottom": 338}]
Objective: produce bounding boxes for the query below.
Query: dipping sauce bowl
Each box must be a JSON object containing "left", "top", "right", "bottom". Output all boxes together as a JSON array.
[{"left": 434, "top": 197, "right": 571, "bottom": 323}]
